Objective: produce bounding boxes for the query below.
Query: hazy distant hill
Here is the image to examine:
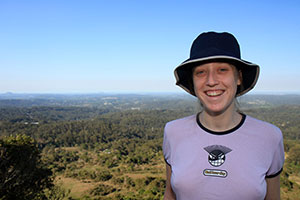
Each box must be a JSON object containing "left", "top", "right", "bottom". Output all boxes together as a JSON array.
[
  {"left": 0, "top": 93, "right": 299, "bottom": 109},
  {"left": 239, "top": 94, "right": 300, "bottom": 107}
]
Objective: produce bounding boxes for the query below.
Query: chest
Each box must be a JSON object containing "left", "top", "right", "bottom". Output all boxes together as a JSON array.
[{"left": 170, "top": 132, "right": 271, "bottom": 200}]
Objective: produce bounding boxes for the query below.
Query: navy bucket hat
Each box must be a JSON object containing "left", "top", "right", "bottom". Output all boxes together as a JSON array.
[{"left": 174, "top": 31, "right": 260, "bottom": 97}]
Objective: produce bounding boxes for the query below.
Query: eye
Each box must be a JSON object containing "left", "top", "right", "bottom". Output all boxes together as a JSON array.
[
  {"left": 194, "top": 69, "right": 206, "bottom": 76},
  {"left": 219, "top": 68, "right": 229, "bottom": 72}
]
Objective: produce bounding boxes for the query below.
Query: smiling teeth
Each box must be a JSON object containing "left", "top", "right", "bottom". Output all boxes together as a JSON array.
[{"left": 206, "top": 91, "right": 222, "bottom": 96}]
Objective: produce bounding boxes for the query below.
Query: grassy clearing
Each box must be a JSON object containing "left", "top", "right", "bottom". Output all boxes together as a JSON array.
[
  {"left": 290, "top": 175, "right": 300, "bottom": 185},
  {"left": 56, "top": 175, "right": 97, "bottom": 199},
  {"left": 53, "top": 146, "right": 166, "bottom": 199}
]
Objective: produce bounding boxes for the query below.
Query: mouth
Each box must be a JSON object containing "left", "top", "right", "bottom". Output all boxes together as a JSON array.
[{"left": 205, "top": 90, "right": 224, "bottom": 97}]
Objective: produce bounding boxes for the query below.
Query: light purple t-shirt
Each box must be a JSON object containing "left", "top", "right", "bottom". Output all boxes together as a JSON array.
[{"left": 163, "top": 114, "right": 284, "bottom": 200}]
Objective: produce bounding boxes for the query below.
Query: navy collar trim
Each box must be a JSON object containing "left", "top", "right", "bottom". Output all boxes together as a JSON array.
[{"left": 196, "top": 113, "right": 246, "bottom": 135}]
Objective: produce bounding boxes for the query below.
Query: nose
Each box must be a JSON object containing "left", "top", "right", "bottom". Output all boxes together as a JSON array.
[{"left": 206, "top": 71, "right": 219, "bottom": 86}]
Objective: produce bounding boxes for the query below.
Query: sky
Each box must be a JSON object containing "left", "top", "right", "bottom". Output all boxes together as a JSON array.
[{"left": 1, "top": 0, "right": 300, "bottom": 94}]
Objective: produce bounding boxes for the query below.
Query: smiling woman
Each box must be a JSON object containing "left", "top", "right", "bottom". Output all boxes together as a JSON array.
[
  {"left": 163, "top": 32, "right": 285, "bottom": 200},
  {"left": 192, "top": 62, "right": 241, "bottom": 118}
]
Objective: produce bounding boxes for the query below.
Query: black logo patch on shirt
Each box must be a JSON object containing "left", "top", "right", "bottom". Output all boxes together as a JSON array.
[{"left": 204, "top": 145, "right": 232, "bottom": 167}]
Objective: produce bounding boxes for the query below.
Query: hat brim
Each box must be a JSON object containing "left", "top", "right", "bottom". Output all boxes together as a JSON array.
[{"left": 174, "top": 55, "right": 260, "bottom": 97}]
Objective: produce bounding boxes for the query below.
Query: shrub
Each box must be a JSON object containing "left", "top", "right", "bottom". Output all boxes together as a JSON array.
[
  {"left": 95, "top": 170, "right": 113, "bottom": 181},
  {"left": 90, "top": 184, "right": 116, "bottom": 196}
]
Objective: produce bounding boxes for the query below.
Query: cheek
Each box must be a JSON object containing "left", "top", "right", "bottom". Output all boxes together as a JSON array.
[
  {"left": 228, "top": 72, "right": 241, "bottom": 87},
  {"left": 231, "top": 79, "right": 239, "bottom": 92},
  {"left": 192, "top": 78, "right": 198, "bottom": 91},
  {"left": 192, "top": 79, "right": 204, "bottom": 93}
]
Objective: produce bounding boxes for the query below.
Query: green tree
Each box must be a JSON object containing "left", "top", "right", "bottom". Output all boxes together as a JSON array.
[
  {"left": 0, "top": 134, "right": 53, "bottom": 200},
  {"left": 287, "top": 144, "right": 300, "bottom": 166}
]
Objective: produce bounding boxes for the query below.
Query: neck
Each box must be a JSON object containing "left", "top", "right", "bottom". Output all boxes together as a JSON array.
[{"left": 199, "top": 107, "right": 242, "bottom": 132}]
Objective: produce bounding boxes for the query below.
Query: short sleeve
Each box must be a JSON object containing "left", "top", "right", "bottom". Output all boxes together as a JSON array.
[
  {"left": 266, "top": 130, "right": 285, "bottom": 178},
  {"left": 163, "top": 124, "right": 171, "bottom": 166}
]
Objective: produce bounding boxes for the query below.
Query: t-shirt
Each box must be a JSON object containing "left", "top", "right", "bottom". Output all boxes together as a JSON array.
[{"left": 163, "top": 114, "right": 285, "bottom": 200}]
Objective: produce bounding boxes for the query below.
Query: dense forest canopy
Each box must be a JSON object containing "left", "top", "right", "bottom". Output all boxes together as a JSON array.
[{"left": 0, "top": 93, "right": 300, "bottom": 199}]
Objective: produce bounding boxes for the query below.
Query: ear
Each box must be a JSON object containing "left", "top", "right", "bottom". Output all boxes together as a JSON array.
[{"left": 237, "top": 70, "right": 242, "bottom": 86}]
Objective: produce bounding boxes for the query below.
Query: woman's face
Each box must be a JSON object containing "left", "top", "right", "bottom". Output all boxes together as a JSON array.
[{"left": 192, "top": 62, "right": 241, "bottom": 115}]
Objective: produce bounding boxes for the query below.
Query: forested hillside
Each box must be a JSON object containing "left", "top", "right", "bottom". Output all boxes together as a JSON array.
[{"left": 0, "top": 93, "right": 300, "bottom": 199}]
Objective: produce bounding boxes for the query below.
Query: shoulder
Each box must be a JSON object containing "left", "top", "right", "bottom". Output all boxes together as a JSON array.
[
  {"left": 163, "top": 114, "right": 198, "bottom": 151},
  {"left": 245, "top": 115, "right": 283, "bottom": 142},
  {"left": 165, "top": 114, "right": 197, "bottom": 131},
  {"left": 245, "top": 115, "right": 281, "bottom": 132},
  {"left": 164, "top": 114, "right": 197, "bottom": 139}
]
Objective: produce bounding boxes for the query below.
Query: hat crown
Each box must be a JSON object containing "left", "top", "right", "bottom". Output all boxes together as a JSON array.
[{"left": 190, "top": 32, "right": 241, "bottom": 60}]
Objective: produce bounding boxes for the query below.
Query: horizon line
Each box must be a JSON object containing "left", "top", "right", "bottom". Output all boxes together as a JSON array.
[{"left": 1, "top": 90, "right": 300, "bottom": 95}]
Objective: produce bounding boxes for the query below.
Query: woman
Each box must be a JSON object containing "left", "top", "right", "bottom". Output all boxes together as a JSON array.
[{"left": 163, "top": 32, "right": 284, "bottom": 200}]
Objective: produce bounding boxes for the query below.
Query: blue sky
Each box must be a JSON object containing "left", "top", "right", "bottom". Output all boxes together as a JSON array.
[{"left": 1, "top": 0, "right": 300, "bottom": 94}]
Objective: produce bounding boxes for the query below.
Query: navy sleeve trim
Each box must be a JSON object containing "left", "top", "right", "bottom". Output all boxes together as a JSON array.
[
  {"left": 266, "top": 168, "right": 283, "bottom": 178},
  {"left": 164, "top": 158, "right": 171, "bottom": 166}
]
